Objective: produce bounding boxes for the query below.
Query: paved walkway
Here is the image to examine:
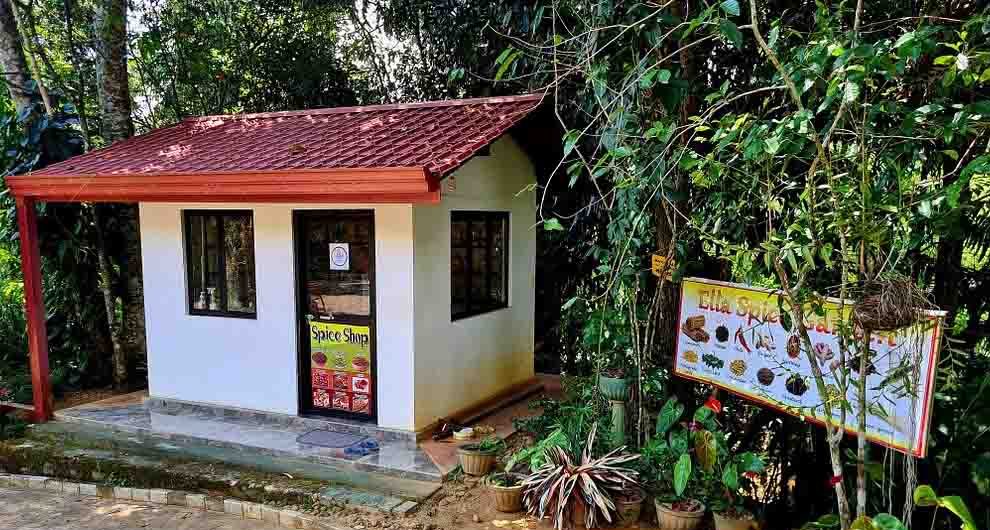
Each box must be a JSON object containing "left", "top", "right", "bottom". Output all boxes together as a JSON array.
[{"left": 0, "top": 487, "right": 283, "bottom": 530}]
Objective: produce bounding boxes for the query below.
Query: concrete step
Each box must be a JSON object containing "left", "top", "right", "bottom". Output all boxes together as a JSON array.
[
  {"left": 32, "top": 420, "right": 441, "bottom": 501},
  {"left": 50, "top": 401, "right": 442, "bottom": 485}
]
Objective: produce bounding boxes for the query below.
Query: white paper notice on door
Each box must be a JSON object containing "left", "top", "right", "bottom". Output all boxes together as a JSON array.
[{"left": 328, "top": 243, "right": 350, "bottom": 271}]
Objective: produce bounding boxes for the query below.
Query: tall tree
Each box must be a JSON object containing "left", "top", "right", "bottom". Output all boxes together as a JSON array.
[
  {"left": 93, "top": 0, "right": 143, "bottom": 387},
  {"left": 94, "top": 0, "right": 132, "bottom": 140},
  {"left": 0, "top": 0, "right": 34, "bottom": 114}
]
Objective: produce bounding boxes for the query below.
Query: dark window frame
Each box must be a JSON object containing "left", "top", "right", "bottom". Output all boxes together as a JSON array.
[
  {"left": 451, "top": 210, "right": 509, "bottom": 321},
  {"left": 183, "top": 209, "right": 257, "bottom": 319}
]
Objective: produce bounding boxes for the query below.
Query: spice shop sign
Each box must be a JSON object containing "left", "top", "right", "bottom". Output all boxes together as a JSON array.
[
  {"left": 309, "top": 321, "right": 372, "bottom": 417},
  {"left": 674, "top": 277, "right": 944, "bottom": 457}
]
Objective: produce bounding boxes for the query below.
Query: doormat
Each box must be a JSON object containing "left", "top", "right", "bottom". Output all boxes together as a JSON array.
[{"left": 296, "top": 429, "right": 368, "bottom": 449}]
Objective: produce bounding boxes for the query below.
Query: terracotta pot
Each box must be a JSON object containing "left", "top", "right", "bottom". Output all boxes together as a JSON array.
[
  {"left": 570, "top": 499, "right": 589, "bottom": 528},
  {"left": 488, "top": 473, "right": 526, "bottom": 513},
  {"left": 654, "top": 499, "right": 706, "bottom": 530},
  {"left": 457, "top": 446, "right": 497, "bottom": 476},
  {"left": 713, "top": 512, "right": 759, "bottom": 530},
  {"left": 614, "top": 488, "right": 645, "bottom": 527},
  {"left": 598, "top": 375, "right": 629, "bottom": 401}
]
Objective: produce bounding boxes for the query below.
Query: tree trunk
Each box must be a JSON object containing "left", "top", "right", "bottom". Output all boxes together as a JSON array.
[
  {"left": 94, "top": 0, "right": 144, "bottom": 387},
  {"left": 94, "top": 0, "right": 133, "bottom": 141},
  {"left": 655, "top": 0, "right": 696, "bottom": 372},
  {"left": 92, "top": 207, "right": 126, "bottom": 388},
  {"left": 0, "top": 0, "right": 34, "bottom": 114}
]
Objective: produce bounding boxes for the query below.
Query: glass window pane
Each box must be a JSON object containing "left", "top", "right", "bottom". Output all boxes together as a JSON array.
[
  {"left": 470, "top": 247, "right": 487, "bottom": 274},
  {"left": 451, "top": 212, "right": 509, "bottom": 319},
  {"left": 470, "top": 221, "right": 487, "bottom": 247},
  {"left": 490, "top": 217, "right": 507, "bottom": 304},
  {"left": 224, "top": 214, "right": 256, "bottom": 313},
  {"left": 186, "top": 211, "right": 257, "bottom": 316},
  {"left": 304, "top": 215, "right": 371, "bottom": 319},
  {"left": 205, "top": 215, "right": 221, "bottom": 310},
  {"left": 451, "top": 220, "right": 468, "bottom": 247},
  {"left": 188, "top": 215, "right": 205, "bottom": 309}
]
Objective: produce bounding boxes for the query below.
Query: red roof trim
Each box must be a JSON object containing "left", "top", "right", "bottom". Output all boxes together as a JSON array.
[{"left": 6, "top": 167, "right": 440, "bottom": 204}]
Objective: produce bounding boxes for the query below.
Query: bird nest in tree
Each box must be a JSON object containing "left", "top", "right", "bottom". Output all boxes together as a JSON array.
[{"left": 851, "top": 276, "right": 931, "bottom": 332}]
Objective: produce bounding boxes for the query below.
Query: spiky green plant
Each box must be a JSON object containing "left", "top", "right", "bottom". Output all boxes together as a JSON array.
[{"left": 521, "top": 424, "right": 640, "bottom": 529}]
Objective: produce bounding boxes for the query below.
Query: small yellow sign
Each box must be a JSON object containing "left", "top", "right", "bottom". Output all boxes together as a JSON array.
[{"left": 651, "top": 254, "right": 674, "bottom": 281}]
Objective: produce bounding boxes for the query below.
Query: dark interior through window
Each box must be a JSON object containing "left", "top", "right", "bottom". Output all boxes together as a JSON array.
[
  {"left": 185, "top": 210, "right": 257, "bottom": 317},
  {"left": 451, "top": 211, "right": 508, "bottom": 320}
]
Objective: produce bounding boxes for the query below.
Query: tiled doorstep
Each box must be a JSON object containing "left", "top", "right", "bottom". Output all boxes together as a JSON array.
[
  {"left": 53, "top": 403, "right": 441, "bottom": 483},
  {"left": 0, "top": 473, "right": 418, "bottom": 529}
]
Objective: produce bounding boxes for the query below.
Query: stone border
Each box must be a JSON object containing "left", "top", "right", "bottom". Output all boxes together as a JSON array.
[{"left": 0, "top": 473, "right": 421, "bottom": 529}]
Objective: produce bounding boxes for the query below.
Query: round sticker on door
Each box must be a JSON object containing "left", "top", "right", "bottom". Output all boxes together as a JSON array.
[{"left": 328, "top": 243, "right": 350, "bottom": 271}]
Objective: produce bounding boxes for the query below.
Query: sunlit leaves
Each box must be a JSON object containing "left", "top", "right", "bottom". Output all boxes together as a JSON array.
[
  {"left": 736, "top": 452, "right": 766, "bottom": 473},
  {"left": 720, "top": 0, "right": 740, "bottom": 17},
  {"left": 563, "top": 130, "right": 580, "bottom": 157},
  {"left": 842, "top": 81, "right": 860, "bottom": 103},
  {"left": 494, "top": 46, "right": 520, "bottom": 81},
  {"left": 767, "top": 25, "right": 780, "bottom": 49},
  {"left": 656, "top": 398, "right": 684, "bottom": 435},
  {"left": 721, "top": 463, "right": 739, "bottom": 491},
  {"left": 673, "top": 453, "right": 691, "bottom": 496},
  {"left": 871, "top": 515, "right": 907, "bottom": 530},
  {"left": 913, "top": 485, "right": 978, "bottom": 530},
  {"left": 694, "top": 429, "right": 717, "bottom": 472},
  {"left": 719, "top": 19, "right": 743, "bottom": 49}
]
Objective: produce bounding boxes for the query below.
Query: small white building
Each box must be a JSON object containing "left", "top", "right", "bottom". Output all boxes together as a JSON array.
[{"left": 9, "top": 94, "right": 550, "bottom": 436}]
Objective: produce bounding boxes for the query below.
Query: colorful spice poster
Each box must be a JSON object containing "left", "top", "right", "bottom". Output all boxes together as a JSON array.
[
  {"left": 309, "top": 321, "right": 372, "bottom": 416},
  {"left": 674, "top": 278, "right": 945, "bottom": 457}
]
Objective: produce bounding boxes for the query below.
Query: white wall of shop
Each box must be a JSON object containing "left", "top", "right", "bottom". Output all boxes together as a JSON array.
[
  {"left": 139, "top": 202, "right": 416, "bottom": 431},
  {"left": 411, "top": 137, "right": 537, "bottom": 431}
]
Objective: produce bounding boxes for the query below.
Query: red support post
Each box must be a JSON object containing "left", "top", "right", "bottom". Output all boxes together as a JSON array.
[{"left": 14, "top": 196, "right": 53, "bottom": 422}]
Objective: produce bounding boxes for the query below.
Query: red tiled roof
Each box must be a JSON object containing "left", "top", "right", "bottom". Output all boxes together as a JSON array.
[
  {"left": 9, "top": 94, "right": 545, "bottom": 203},
  {"left": 35, "top": 94, "right": 544, "bottom": 179}
]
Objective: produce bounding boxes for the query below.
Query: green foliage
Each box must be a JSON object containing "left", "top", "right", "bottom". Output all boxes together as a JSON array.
[
  {"left": 801, "top": 486, "right": 978, "bottom": 530},
  {"left": 673, "top": 453, "right": 691, "bottom": 497},
  {"left": 0, "top": 410, "right": 27, "bottom": 440},
  {"left": 640, "top": 398, "right": 765, "bottom": 510},
  {"left": 521, "top": 424, "right": 640, "bottom": 530},
  {"left": 0, "top": 90, "right": 115, "bottom": 399},
  {"left": 506, "top": 427, "right": 568, "bottom": 473},
  {"left": 914, "top": 486, "right": 978, "bottom": 530},
  {"left": 514, "top": 376, "right": 610, "bottom": 452},
  {"left": 132, "top": 0, "right": 363, "bottom": 124},
  {"left": 470, "top": 436, "right": 506, "bottom": 454}
]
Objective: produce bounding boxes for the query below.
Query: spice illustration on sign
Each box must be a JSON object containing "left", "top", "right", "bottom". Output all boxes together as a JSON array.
[
  {"left": 310, "top": 321, "right": 372, "bottom": 416},
  {"left": 674, "top": 277, "right": 944, "bottom": 457}
]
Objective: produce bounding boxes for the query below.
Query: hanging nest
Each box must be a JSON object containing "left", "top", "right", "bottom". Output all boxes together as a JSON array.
[{"left": 851, "top": 275, "right": 932, "bottom": 332}]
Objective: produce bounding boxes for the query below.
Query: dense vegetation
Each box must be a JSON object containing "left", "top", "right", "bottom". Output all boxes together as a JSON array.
[{"left": 0, "top": 0, "right": 985, "bottom": 528}]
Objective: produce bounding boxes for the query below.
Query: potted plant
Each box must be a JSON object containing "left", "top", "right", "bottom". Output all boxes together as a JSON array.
[
  {"left": 584, "top": 305, "right": 632, "bottom": 402},
  {"left": 522, "top": 423, "right": 640, "bottom": 529},
  {"left": 642, "top": 397, "right": 765, "bottom": 530},
  {"left": 488, "top": 470, "right": 527, "bottom": 512},
  {"left": 597, "top": 363, "right": 629, "bottom": 401},
  {"left": 712, "top": 506, "right": 759, "bottom": 530},
  {"left": 656, "top": 498, "right": 706, "bottom": 530},
  {"left": 457, "top": 436, "right": 504, "bottom": 476},
  {"left": 613, "top": 484, "right": 646, "bottom": 527}
]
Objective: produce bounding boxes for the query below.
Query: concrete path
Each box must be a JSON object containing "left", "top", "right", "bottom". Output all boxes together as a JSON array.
[{"left": 0, "top": 486, "right": 280, "bottom": 530}]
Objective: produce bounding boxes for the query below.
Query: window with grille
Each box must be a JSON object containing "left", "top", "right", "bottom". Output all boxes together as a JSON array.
[{"left": 451, "top": 211, "right": 509, "bottom": 320}]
